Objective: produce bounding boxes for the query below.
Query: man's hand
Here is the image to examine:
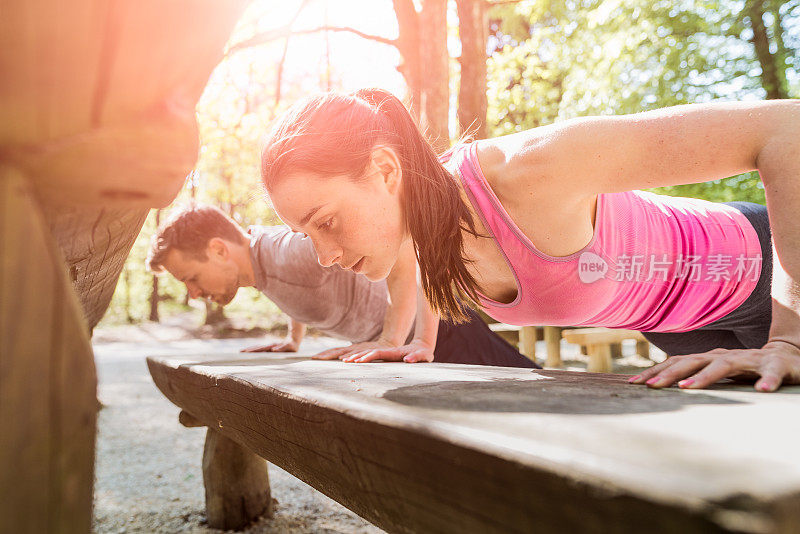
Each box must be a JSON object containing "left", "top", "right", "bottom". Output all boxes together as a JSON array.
[
  {"left": 628, "top": 341, "right": 800, "bottom": 392},
  {"left": 313, "top": 338, "right": 396, "bottom": 360},
  {"left": 240, "top": 338, "right": 299, "bottom": 353},
  {"left": 340, "top": 339, "right": 435, "bottom": 364}
]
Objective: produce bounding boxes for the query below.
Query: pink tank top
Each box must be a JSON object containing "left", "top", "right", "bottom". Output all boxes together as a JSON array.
[{"left": 450, "top": 141, "right": 763, "bottom": 332}]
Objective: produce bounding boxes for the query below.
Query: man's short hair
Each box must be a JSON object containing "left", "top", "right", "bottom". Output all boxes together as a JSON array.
[{"left": 146, "top": 203, "right": 246, "bottom": 273}]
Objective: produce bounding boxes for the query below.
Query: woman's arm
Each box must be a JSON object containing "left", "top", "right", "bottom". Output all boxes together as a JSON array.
[
  {"left": 505, "top": 99, "right": 800, "bottom": 391},
  {"left": 375, "top": 239, "right": 419, "bottom": 346},
  {"left": 341, "top": 271, "right": 439, "bottom": 364},
  {"left": 314, "top": 239, "right": 419, "bottom": 361},
  {"left": 495, "top": 100, "right": 799, "bottom": 202}
]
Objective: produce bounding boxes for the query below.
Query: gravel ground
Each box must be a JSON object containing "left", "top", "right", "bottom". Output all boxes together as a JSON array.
[
  {"left": 91, "top": 323, "right": 661, "bottom": 534},
  {"left": 92, "top": 328, "right": 386, "bottom": 534}
]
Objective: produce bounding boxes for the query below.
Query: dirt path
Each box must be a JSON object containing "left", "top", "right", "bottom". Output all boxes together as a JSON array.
[{"left": 92, "top": 329, "right": 385, "bottom": 534}]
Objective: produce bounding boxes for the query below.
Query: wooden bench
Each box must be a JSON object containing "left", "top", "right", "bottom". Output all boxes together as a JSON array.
[
  {"left": 487, "top": 323, "right": 564, "bottom": 367},
  {"left": 561, "top": 328, "right": 650, "bottom": 373},
  {"left": 147, "top": 352, "right": 800, "bottom": 533}
]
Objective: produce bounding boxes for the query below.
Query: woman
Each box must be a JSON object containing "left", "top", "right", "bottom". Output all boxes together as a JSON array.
[{"left": 260, "top": 88, "right": 800, "bottom": 392}]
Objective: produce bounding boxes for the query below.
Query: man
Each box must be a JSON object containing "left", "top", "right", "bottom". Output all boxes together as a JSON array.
[{"left": 146, "top": 204, "right": 538, "bottom": 368}]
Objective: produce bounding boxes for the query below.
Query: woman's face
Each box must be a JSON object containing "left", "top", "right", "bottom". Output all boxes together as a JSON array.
[{"left": 267, "top": 148, "right": 409, "bottom": 281}]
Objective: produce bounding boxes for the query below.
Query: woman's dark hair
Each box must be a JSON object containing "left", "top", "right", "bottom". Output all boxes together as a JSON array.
[{"left": 261, "top": 88, "right": 482, "bottom": 322}]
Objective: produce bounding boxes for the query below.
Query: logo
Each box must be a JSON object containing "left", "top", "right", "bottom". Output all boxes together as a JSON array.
[{"left": 578, "top": 252, "right": 608, "bottom": 283}]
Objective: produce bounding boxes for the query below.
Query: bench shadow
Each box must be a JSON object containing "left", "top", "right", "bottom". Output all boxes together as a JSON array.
[{"left": 382, "top": 377, "right": 743, "bottom": 415}]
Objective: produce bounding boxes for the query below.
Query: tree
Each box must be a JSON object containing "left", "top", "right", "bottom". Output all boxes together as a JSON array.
[
  {"left": 225, "top": 0, "right": 452, "bottom": 149},
  {"left": 456, "top": 0, "right": 490, "bottom": 139},
  {"left": 485, "top": 0, "right": 798, "bottom": 202},
  {"left": 149, "top": 209, "right": 161, "bottom": 322},
  {"left": 746, "top": 0, "right": 793, "bottom": 99}
]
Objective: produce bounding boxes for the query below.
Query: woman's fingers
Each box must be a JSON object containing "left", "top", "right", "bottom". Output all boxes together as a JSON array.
[
  {"left": 754, "top": 358, "right": 788, "bottom": 392},
  {"left": 340, "top": 346, "right": 433, "bottom": 363},
  {"left": 350, "top": 348, "right": 403, "bottom": 363},
  {"left": 663, "top": 358, "right": 738, "bottom": 389},
  {"left": 403, "top": 350, "right": 434, "bottom": 363},
  {"left": 313, "top": 346, "right": 351, "bottom": 360},
  {"left": 632, "top": 344, "right": 800, "bottom": 392},
  {"left": 629, "top": 356, "right": 683, "bottom": 384},
  {"left": 643, "top": 356, "right": 713, "bottom": 388}
]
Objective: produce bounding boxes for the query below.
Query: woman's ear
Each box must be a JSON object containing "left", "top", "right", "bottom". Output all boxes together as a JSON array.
[{"left": 371, "top": 146, "right": 402, "bottom": 194}]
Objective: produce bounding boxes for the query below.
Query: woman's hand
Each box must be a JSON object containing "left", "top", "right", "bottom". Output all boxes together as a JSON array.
[
  {"left": 312, "top": 339, "right": 396, "bottom": 360},
  {"left": 337, "top": 339, "right": 435, "bottom": 364},
  {"left": 241, "top": 338, "right": 299, "bottom": 353},
  {"left": 628, "top": 341, "right": 800, "bottom": 392}
]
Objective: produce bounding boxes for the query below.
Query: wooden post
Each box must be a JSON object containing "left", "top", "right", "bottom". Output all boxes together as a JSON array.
[
  {"left": 586, "top": 344, "right": 613, "bottom": 373},
  {"left": 203, "top": 428, "right": 272, "bottom": 530},
  {"left": 544, "top": 326, "right": 562, "bottom": 368},
  {"left": 518, "top": 326, "right": 537, "bottom": 362},
  {"left": 610, "top": 342, "right": 623, "bottom": 359},
  {"left": 636, "top": 340, "right": 651, "bottom": 359},
  {"left": 0, "top": 170, "right": 97, "bottom": 533}
]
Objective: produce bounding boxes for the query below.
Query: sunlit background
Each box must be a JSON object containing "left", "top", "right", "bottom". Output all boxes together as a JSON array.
[{"left": 99, "top": 0, "right": 799, "bottom": 328}]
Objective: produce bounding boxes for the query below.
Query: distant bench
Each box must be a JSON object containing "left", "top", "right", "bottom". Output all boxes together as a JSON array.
[
  {"left": 561, "top": 328, "right": 650, "bottom": 373},
  {"left": 486, "top": 318, "right": 651, "bottom": 371},
  {"left": 147, "top": 352, "right": 800, "bottom": 533}
]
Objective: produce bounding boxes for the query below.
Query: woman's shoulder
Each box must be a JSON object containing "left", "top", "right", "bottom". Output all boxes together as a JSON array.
[{"left": 473, "top": 127, "right": 568, "bottom": 206}]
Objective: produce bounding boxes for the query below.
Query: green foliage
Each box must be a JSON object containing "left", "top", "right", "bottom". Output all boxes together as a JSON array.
[{"left": 486, "top": 0, "right": 797, "bottom": 203}]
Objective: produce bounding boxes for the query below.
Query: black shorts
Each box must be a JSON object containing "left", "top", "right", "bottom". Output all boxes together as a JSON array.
[
  {"left": 640, "top": 201, "right": 773, "bottom": 356},
  {"left": 434, "top": 308, "right": 541, "bottom": 368}
]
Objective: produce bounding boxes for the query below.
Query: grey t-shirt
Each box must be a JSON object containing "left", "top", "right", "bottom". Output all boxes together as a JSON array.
[{"left": 249, "top": 225, "right": 390, "bottom": 343}]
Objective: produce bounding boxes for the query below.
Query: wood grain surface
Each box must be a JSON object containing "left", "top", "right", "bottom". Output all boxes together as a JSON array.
[
  {"left": 1, "top": 171, "right": 98, "bottom": 534},
  {"left": 148, "top": 352, "right": 800, "bottom": 534}
]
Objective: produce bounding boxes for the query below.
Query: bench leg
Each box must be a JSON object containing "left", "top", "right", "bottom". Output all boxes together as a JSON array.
[
  {"left": 636, "top": 340, "right": 651, "bottom": 359},
  {"left": 586, "top": 344, "right": 613, "bottom": 373},
  {"left": 519, "top": 326, "right": 537, "bottom": 362},
  {"left": 203, "top": 428, "right": 272, "bottom": 530},
  {"left": 610, "top": 342, "right": 623, "bottom": 359},
  {"left": 544, "top": 326, "right": 563, "bottom": 368}
]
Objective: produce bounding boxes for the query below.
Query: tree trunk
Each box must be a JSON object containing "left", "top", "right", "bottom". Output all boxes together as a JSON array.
[
  {"left": 149, "top": 209, "right": 161, "bottom": 322},
  {"left": 149, "top": 274, "right": 160, "bottom": 322},
  {"left": 768, "top": 0, "right": 790, "bottom": 96},
  {"left": 419, "top": 0, "right": 450, "bottom": 151},
  {"left": 123, "top": 267, "right": 134, "bottom": 323},
  {"left": 393, "top": 0, "right": 423, "bottom": 120},
  {"left": 747, "top": 0, "right": 788, "bottom": 99},
  {"left": 456, "top": 0, "right": 489, "bottom": 139}
]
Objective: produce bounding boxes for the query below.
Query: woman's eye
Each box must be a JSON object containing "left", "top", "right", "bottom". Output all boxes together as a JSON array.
[{"left": 318, "top": 218, "right": 334, "bottom": 231}]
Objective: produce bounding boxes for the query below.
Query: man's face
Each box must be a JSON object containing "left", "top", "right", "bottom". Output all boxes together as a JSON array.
[{"left": 162, "top": 242, "right": 241, "bottom": 306}]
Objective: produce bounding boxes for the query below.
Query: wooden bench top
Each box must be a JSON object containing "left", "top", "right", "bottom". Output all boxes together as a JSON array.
[
  {"left": 147, "top": 352, "right": 800, "bottom": 533},
  {"left": 561, "top": 327, "right": 647, "bottom": 344}
]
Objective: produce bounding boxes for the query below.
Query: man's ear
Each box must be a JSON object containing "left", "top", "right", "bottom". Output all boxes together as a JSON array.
[
  {"left": 207, "top": 237, "right": 229, "bottom": 260},
  {"left": 371, "top": 146, "right": 402, "bottom": 194}
]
